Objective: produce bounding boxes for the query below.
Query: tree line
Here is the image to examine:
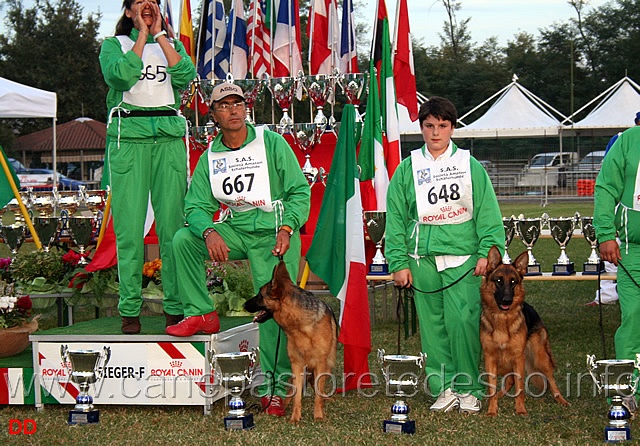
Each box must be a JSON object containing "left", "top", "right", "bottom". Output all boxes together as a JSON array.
[{"left": 0, "top": 0, "right": 638, "bottom": 153}]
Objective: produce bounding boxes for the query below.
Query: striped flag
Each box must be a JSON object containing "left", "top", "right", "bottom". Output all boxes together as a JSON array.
[
  {"left": 226, "top": 0, "right": 249, "bottom": 79},
  {"left": 273, "top": 0, "right": 303, "bottom": 77},
  {"left": 213, "top": 0, "right": 230, "bottom": 79},
  {"left": 163, "top": 0, "right": 174, "bottom": 31},
  {"left": 338, "top": 0, "right": 358, "bottom": 73},
  {"left": 247, "top": 0, "right": 271, "bottom": 78},
  {"left": 308, "top": 0, "right": 337, "bottom": 75},
  {"left": 393, "top": 0, "right": 418, "bottom": 122},
  {"left": 197, "top": 0, "right": 214, "bottom": 79},
  {"left": 306, "top": 105, "right": 371, "bottom": 393},
  {"left": 372, "top": 0, "right": 401, "bottom": 185},
  {"left": 179, "top": 0, "right": 195, "bottom": 63}
]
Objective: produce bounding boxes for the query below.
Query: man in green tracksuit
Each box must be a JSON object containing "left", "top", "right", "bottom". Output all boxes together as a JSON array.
[
  {"left": 594, "top": 123, "right": 640, "bottom": 414},
  {"left": 99, "top": 0, "right": 196, "bottom": 334},
  {"left": 386, "top": 97, "right": 503, "bottom": 415},
  {"left": 169, "top": 83, "right": 310, "bottom": 417}
]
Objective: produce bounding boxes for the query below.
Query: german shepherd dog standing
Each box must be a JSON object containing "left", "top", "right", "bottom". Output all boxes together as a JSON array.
[
  {"left": 480, "top": 245, "right": 569, "bottom": 416},
  {"left": 244, "top": 261, "right": 338, "bottom": 423}
]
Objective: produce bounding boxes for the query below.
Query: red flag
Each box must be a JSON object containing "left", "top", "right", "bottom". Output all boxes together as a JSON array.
[
  {"left": 393, "top": 0, "right": 418, "bottom": 122},
  {"left": 308, "top": 0, "right": 337, "bottom": 75},
  {"left": 179, "top": 0, "right": 196, "bottom": 64},
  {"left": 247, "top": 0, "right": 272, "bottom": 78},
  {"left": 273, "top": 0, "right": 303, "bottom": 77}
]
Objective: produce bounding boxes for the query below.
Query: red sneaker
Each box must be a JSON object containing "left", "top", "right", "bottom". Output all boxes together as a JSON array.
[
  {"left": 261, "top": 395, "right": 286, "bottom": 417},
  {"left": 165, "top": 311, "right": 220, "bottom": 336}
]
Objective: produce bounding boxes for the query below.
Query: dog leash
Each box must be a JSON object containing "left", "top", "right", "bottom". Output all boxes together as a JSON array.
[{"left": 406, "top": 267, "right": 475, "bottom": 295}]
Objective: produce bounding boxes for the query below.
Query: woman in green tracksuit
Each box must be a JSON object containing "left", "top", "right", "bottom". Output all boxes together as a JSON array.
[
  {"left": 594, "top": 124, "right": 640, "bottom": 412},
  {"left": 99, "top": 0, "right": 196, "bottom": 334},
  {"left": 386, "top": 97, "right": 503, "bottom": 415},
  {"left": 170, "top": 82, "right": 310, "bottom": 416}
]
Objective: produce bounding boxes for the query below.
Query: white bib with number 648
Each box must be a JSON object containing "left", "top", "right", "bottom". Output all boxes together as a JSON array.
[
  {"left": 207, "top": 126, "right": 273, "bottom": 212},
  {"left": 411, "top": 147, "right": 473, "bottom": 225}
]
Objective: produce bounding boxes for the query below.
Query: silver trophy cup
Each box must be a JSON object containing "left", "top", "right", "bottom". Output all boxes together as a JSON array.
[
  {"left": 338, "top": 72, "right": 367, "bottom": 122},
  {"left": 61, "top": 345, "right": 111, "bottom": 424},
  {"left": 208, "top": 348, "right": 259, "bottom": 430},
  {"left": 587, "top": 354, "right": 640, "bottom": 442},
  {"left": 33, "top": 216, "right": 60, "bottom": 252},
  {"left": 293, "top": 123, "right": 324, "bottom": 187},
  {"left": 269, "top": 76, "right": 297, "bottom": 134},
  {"left": 364, "top": 211, "right": 388, "bottom": 275},
  {"left": 32, "top": 192, "right": 56, "bottom": 217},
  {"left": 234, "top": 78, "right": 266, "bottom": 124},
  {"left": 549, "top": 216, "right": 576, "bottom": 275},
  {"left": 502, "top": 216, "right": 517, "bottom": 264},
  {"left": 378, "top": 349, "right": 426, "bottom": 434},
  {"left": 0, "top": 224, "right": 26, "bottom": 258},
  {"left": 304, "top": 74, "right": 333, "bottom": 129},
  {"left": 516, "top": 217, "right": 542, "bottom": 275},
  {"left": 581, "top": 216, "right": 605, "bottom": 274},
  {"left": 66, "top": 216, "right": 96, "bottom": 265}
]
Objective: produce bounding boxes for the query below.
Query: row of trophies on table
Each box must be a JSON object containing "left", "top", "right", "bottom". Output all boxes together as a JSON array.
[
  {"left": 363, "top": 211, "right": 606, "bottom": 277},
  {"left": 61, "top": 344, "right": 640, "bottom": 441},
  {"left": 0, "top": 188, "right": 107, "bottom": 264}
]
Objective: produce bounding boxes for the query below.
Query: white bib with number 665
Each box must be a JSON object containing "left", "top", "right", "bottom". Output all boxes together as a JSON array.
[
  {"left": 207, "top": 126, "right": 273, "bottom": 212},
  {"left": 411, "top": 147, "right": 473, "bottom": 225}
]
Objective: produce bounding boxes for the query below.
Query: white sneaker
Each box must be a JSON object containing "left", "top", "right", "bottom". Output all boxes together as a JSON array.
[
  {"left": 430, "top": 388, "right": 459, "bottom": 412},
  {"left": 458, "top": 393, "right": 481, "bottom": 415}
]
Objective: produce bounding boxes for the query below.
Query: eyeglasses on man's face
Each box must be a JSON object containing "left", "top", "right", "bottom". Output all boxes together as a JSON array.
[{"left": 213, "top": 101, "right": 246, "bottom": 112}]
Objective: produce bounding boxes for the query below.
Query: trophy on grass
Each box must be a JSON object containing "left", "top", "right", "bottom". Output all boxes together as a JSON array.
[
  {"left": 364, "top": 211, "right": 388, "bottom": 275},
  {"left": 502, "top": 216, "right": 517, "bottom": 264},
  {"left": 587, "top": 354, "right": 640, "bottom": 442},
  {"left": 208, "top": 348, "right": 259, "bottom": 430},
  {"left": 60, "top": 345, "right": 111, "bottom": 425},
  {"left": 378, "top": 349, "right": 426, "bottom": 434},
  {"left": 66, "top": 216, "right": 96, "bottom": 266},
  {"left": 549, "top": 216, "right": 576, "bottom": 275},
  {"left": 33, "top": 216, "right": 60, "bottom": 252},
  {"left": 516, "top": 216, "right": 542, "bottom": 275},
  {"left": 581, "top": 216, "right": 605, "bottom": 274},
  {"left": 0, "top": 224, "right": 26, "bottom": 258}
]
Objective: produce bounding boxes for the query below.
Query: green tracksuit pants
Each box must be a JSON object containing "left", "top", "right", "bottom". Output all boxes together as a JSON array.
[
  {"left": 173, "top": 224, "right": 301, "bottom": 397},
  {"left": 410, "top": 255, "right": 484, "bottom": 399},
  {"left": 108, "top": 137, "right": 187, "bottom": 317},
  {"left": 615, "top": 243, "right": 640, "bottom": 389}
]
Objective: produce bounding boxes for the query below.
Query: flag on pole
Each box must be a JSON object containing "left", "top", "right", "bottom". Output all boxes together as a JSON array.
[
  {"left": 357, "top": 59, "right": 385, "bottom": 211},
  {"left": 247, "top": 0, "right": 271, "bottom": 78},
  {"left": 179, "top": 0, "right": 196, "bottom": 64},
  {"left": 213, "top": 0, "right": 231, "bottom": 79},
  {"left": 164, "top": 0, "right": 174, "bottom": 31},
  {"left": 197, "top": 0, "right": 214, "bottom": 79},
  {"left": 273, "top": 0, "right": 303, "bottom": 77},
  {"left": 306, "top": 105, "right": 371, "bottom": 393},
  {"left": 371, "top": 0, "right": 401, "bottom": 200},
  {"left": 226, "top": 0, "right": 249, "bottom": 79},
  {"left": 308, "top": 0, "right": 336, "bottom": 75},
  {"left": 393, "top": 0, "right": 418, "bottom": 122},
  {"left": 338, "top": 0, "right": 358, "bottom": 73},
  {"left": 0, "top": 146, "right": 20, "bottom": 209}
]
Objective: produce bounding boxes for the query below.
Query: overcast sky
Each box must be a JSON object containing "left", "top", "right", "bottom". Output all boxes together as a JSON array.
[{"left": 3, "top": 0, "right": 610, "bottom": 47}]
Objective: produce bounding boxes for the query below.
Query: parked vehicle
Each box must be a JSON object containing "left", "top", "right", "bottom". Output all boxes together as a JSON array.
[
  {"left": 575, "top": 150, "right": 605, "bottom": 172},
  {"left": 15, "top": 168, "right": 88, "bottom": 191},
  {"left": 517, "top": 152, "right": 579, "bottom": 187}
]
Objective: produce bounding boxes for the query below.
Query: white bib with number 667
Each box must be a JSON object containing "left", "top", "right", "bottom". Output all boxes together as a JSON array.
[
  {"left": 411, "top": 147, "right": 473, "bottom": 225},
  {"left": 207, "top": 126, "right": 273, "bottom": 212}
]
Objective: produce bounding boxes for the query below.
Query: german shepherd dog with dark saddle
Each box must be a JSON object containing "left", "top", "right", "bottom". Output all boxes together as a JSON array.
[
  {"left": 244, "top": 261, "right": 338, "bottom": 423},
  {"left": 480, "top": 245, "right": 570, "bottom": 416}
]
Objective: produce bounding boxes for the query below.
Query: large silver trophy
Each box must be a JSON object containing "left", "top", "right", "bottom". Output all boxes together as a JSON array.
[
  {"left": 549, "top": 216, "right": 576, "bottom": 275},
  {"left": 60, "top": 345, "right": 111, "bottom": 425},
  {"left": 235, "top": 78, "right": 266, "bottom": 124},
  {"left": 0, "top": 224, "right": 26, "bottom": 258},
  {"left": 32, "top": 192, "right": 56, "bottom": 217},
  {"left": 587, "top": 354, "right": 640, "bottom": 442},
  {"left": 516, "top": 216, "right": 542, "bottom": 275},
  {"left": 208, "top": 348, "right": 259, "bottom": 430},
  {"left": 65, "top": 215, "right": 96, "bottom": 266},
  {"left": 338, "top": 73, "right": 367, "bottom": 122},
  {"left": 293, "top": 123, "right": 325, "bottom": 187},
  {"left": 364, "top": 211, "right": 388, "bottom": 275},
  {"left": 502, "top": 216, "right": 517, "bottom": 264},
  {"left": 378, "top": 349, "right": 426, "bottom": 434},
  {"left": 304, "top": 74, "right": 333, "bottom": 129},
  {"left": 581, "top": 216, "right": 605, "bottom": 274},
  {"left": 33, "top": 216, "right": 60, "bottom": 252},
  {"left": 269, "top": 76, "right": 297, "bottom": 134}
]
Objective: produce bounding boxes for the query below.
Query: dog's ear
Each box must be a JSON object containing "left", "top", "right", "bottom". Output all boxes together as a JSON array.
[
  {"left": 485, "top": 245, "right": 502, "bottom": 276},
  {"left": 269, "top": 261, "right": 292, "bottom": 298},
  {"left": 514, "top": 251, "right": 529, "bottom": 277}
]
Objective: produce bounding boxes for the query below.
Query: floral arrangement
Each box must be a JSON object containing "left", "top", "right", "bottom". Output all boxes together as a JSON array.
[
  {"left": 143, "top": 258, "right": 162, "bottom": 285},
  {"left": 207, "top": 261, "right": 254, "bottom": 316},
  {"left": 9, "top": 248, "right": 82, "bottom": 294},
  {"left": 0, "top": 282, "right": 34, "bottom": 329},
  {"left": 0, "top": 257, "right": 12, "bottom": 282}
]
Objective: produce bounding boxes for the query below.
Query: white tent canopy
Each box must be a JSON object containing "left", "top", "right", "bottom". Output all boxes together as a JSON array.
[
  {"left": 453, "top": 76, "right": 566, "bottom": 139},
  {"left": 0, "top": 76, "right": 57, "bottom": 176},
  {"left": 565, "top": 76, "right": 640, "bottom": 131}
]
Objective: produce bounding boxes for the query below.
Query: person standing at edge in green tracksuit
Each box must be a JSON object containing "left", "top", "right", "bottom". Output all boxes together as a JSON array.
[
  {"left": 594, "top": 123, "right": 640, "bottom": 416},
  {"left": 385, "top": 97, "right": 503, "bottom": 415},
  {"left": 99, "top": 0, "right": 197, "bottom": 334},
  {"left": 168, "top": 83, "right": 311, "bottom": 417}
]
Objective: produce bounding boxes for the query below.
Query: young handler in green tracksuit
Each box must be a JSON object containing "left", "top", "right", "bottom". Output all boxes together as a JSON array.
[
  {"left": 386, "top": 97, "right": 503, "bottom": 415},
  {"left": 169, "top": 83, "right": 311, "bottom": 417},
  {"left": 594, "top": 124, "right": 640, "bottom": 413},
  {"left": 99, "top": 0, "right": 197, "bottom": 334}
]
